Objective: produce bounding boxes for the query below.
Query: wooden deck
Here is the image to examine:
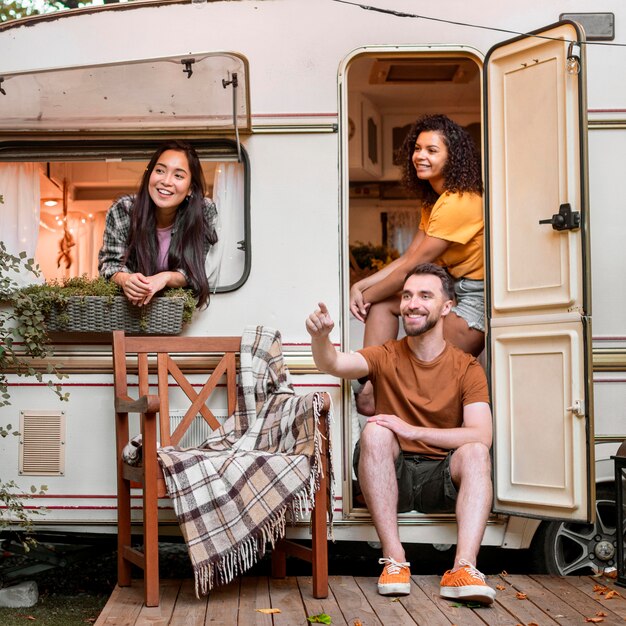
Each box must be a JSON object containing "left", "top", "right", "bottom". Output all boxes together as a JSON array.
[{"left": 95, "top": 573, "right": 626, "bottom": 625}]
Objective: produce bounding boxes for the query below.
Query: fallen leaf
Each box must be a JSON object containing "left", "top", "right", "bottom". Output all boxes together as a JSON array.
[
  {"left": 17, "top": 617, "right": 36, "bottom": 622},
  {"left": 596, "top": 612, "right": 608, "bottom": 617},
  {"left": 603, "top": 570, "right": 618, "bottom": 579},
  {"left": 515, "top": 592, "right": 527, "bottom": 600},
  {"left": 307, "top": 613, "right": 332, "bottom": 624},
  {"left": 390, "top": 597, "right": 400, "bottom": 602},
  {"left": 593, "top": 584, "right": 609, "bottom": 594},
  {"left": 353, "top": 621, "right": 363, "bottom": 626},
  {"left": 496, "top": 584, "right": 506, "bottom": 590},
  {"left": 256, "top": 608, "right": 281, "bottom": 614},
  {"left": 500, "top": 570, "right": 509, "bottom": 576},
  {"left": 528, "top": 623, "right": 540, "bottom": 626},
  {"left": 605, "top": 590, "right": 621, "bottom": 599},
  {"left": 584, "top": 618, "right": 605, "bottom": 623}
]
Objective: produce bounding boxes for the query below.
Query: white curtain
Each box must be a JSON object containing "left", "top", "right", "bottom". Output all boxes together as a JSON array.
[
  {"left": 387, "top": 209, "right": 420, "bottom": 254},
  {"left": 206, "top": 162, "right": 244, "bottom": 290},
  {"left": 0, "top": 163, "right": 41, "bottom": 286}
]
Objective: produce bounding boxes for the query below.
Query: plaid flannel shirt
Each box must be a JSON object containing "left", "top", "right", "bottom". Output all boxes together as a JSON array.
[{"left": 97, "top": 194, "right": 217, "bottom": 282}]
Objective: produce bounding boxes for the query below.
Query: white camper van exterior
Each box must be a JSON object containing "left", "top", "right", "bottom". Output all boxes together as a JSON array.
[{"left": 0, "top": 0, "right": 623, "bottom": 576}]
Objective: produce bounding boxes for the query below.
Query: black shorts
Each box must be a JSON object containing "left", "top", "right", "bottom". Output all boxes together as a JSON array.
[{"left": 353, "top": 440, "right": 458, "bottom": 514}]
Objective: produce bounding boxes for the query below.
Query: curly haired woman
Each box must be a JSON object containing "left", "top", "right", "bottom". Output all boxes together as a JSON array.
[{"left": 350, "top": 114, "right": 484, "bottom": 414}]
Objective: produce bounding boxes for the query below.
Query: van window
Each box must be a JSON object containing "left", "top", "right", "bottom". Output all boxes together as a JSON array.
[
  {"left": 0, "top": 53, "right": 249, "bottom": 133},
  {"left": 0, "top": 140, "right": 250, "bottom": 292}
]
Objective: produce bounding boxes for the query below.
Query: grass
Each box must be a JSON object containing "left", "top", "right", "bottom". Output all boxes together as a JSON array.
[
  {"left": 0, "top": 592, "right": 107, "bottom": 625},
  {"left": 0, "top": 536, "right": 117, "bottom": 625}
]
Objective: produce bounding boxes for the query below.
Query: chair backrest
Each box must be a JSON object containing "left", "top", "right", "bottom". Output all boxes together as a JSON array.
[{"left": 112, "top": 331, "right": 241, "bottom": 446}]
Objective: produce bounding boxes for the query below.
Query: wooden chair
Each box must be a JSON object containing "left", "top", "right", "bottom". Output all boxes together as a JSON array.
[{"left": 112, "top": 330, "right": 330, "bottom": 607}]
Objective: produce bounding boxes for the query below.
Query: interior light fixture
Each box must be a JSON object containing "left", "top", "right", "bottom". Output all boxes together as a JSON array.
[{"left": 43, "top": 199, "right": 59, "bottom": 207}]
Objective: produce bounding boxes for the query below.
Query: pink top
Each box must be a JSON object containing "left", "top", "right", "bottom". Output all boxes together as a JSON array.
[{"left": 156, "top": 225, "right": 173, "bottom": 272}]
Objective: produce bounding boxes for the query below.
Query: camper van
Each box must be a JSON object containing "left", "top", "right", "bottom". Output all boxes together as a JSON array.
[{"left": 0, "top": 0, "right": 624, "bottom": 578}]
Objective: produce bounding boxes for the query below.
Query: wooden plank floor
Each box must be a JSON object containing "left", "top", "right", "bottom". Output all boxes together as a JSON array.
[{"left": 95, "top": 574, "right": 626, "bottom": 625}]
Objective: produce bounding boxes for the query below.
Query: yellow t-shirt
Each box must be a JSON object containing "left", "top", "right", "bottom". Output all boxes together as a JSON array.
[{"left": 419, "top": 191, "right": 484, "bottom": 280}]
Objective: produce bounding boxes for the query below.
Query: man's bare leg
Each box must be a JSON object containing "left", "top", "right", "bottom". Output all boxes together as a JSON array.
[
  {"left": 356, "top": 298, "right": 400, "bottom": 416},
  {"left": 443, "top": 312, "right": 484, "bottom": 358},
  {"left": 357, "top": 422, "right": 405, "bottom": 562},
  {"left": 448, "top": 442, "right": 492, "bottom": 568}
]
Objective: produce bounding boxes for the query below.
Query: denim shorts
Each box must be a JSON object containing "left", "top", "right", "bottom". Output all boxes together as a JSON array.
[
  {"left": 452, "top": 277, "right": 485, "bottom": 333},
  {"left": 353, "top": 441, "right": 458, "bottom": 514}
]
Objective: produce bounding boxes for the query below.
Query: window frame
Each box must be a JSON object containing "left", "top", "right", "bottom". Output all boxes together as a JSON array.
[{"left": 0, "top": 138, "right": 251, "bottom": 293}]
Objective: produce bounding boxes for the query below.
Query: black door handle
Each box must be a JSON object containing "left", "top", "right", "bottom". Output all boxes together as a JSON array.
[{"left": 539, "top": 203, "right": 580, "bottom": 231}]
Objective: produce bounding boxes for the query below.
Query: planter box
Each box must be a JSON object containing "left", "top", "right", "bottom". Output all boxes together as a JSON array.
[{"left": 45, "top": 295, "right": 185, "bottom": 334}]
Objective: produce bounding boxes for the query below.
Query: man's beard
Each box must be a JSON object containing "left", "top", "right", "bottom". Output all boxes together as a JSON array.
[{"left": 402, "top": 313, "right": 439, "bottom": 337}]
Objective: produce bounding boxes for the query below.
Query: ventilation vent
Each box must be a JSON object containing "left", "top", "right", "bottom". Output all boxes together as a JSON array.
[
  {"left": 19, "top": 410, "right": 66, "bottom": 476},
  {"left": 369, "top": 58, "right": 476, "bottom": 84},
  {"left": 169, "top": 410, "right": 228, "bottom": 448}
]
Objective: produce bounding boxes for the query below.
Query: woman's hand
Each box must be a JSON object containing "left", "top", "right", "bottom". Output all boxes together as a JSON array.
[
  {"left": 115, "top": 272, "right": 152, "bottom": 306},
  {"left": 350, "top": 284, "right": 371, "bottom": 322},
  {"left": 115, "top": 271, "right": 186, "bottom": 306}
]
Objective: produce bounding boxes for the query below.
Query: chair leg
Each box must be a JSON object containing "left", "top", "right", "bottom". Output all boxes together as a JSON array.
[
  {"left": 117, "top": 473, "right": 132, "bottom": 587},
  {"left": 143, "top": 501, "right": 159, "bottom": 606},
  {"left": 271, "top": 545, "right": 287, "bottom": 579},
  {"left": 142, "top": 414, "right": 160, "bottom": 607},
  {"left": 143, "top": 547, "right": 160, "bottom": 607},
  {"left": 311, "top": 468, "right": 329, "bottom": 598}
]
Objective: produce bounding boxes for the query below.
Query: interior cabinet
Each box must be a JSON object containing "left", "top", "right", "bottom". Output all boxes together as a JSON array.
[{"left": 348, "top": 94, "right": 382, "bottom": 180}]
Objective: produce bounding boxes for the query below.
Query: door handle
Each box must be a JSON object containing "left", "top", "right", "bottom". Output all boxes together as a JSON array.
[{"left": 539, "top": 203, "right": 580, "bottom": 231}]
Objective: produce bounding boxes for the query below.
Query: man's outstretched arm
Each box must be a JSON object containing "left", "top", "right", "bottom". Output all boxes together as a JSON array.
[{"left": 306, "top": 302, "right": 369, "bottom": 379}]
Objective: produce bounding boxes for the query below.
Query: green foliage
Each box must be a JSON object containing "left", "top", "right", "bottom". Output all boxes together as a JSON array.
[
  {"left": 0, "top": 0, "right": 40, "bottom": 22},
  {"left": 0, "top": 423, "right": 48, "bottom": 550},
  {"left": 164, "top": 287, "right": 197, "bottom": 325},
  {"left": 0, "top": 241, "right": 68, "bottom": 408},
  {"left": 307, "top": 614, "right": 332, "bottom": 624},
  {"left": 0, "top": 481, "right": 48, "bottom": 549},
  {"left": 0, "top": 0, "right": 128, "bottom": 23},
  {"left": 350, "top": 241, "right": 399, "bottom": 271}
]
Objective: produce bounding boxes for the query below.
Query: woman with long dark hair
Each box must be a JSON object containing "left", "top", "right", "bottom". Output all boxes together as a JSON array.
[
  {"left": 350, "top": 114, "right": 484, "bottom": 413},
  {"left": 98, "top": 141, "right": 217, "bottom": 308}
]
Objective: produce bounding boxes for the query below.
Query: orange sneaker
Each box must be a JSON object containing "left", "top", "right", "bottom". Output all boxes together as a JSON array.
[
  {"left": 377, "top": 557, "right": 411, "bottom": 595},
  {"left": 439, "top": 560, "right": 496, "bottom": 605}
]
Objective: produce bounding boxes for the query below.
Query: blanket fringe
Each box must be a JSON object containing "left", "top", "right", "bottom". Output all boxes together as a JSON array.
[{"left": 194, "top": 504, "right": 291, "bottom": 596}]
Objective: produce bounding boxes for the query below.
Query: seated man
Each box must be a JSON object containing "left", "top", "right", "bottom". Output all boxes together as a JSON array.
[{"left": 305, "top": 262, "right": 495, "bottom": 604}]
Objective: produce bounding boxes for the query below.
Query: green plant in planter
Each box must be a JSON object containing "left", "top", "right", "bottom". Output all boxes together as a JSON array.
[{"left": 16, "top": 275, "right": 197, "bottom": 333}]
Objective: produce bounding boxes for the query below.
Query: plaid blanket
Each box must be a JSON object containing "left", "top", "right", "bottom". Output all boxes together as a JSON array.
[{"left": 157, "top": 325, "right": 333, "bottom": 595}]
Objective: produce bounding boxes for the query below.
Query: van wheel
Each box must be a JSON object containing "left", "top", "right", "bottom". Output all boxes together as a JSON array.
[{"left": 531, "top": 484, "right": 617, "bottom": 575}]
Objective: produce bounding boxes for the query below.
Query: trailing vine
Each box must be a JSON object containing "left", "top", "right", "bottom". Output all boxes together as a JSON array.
[{"left": 0, "top": 241, "right": 69, "bottom": 407}]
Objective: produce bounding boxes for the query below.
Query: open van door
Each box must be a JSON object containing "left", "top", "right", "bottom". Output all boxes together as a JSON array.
[{"left": 485, "top": 22, "right": 594, "bottom": 521}]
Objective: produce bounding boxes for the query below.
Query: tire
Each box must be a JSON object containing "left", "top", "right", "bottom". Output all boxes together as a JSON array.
[{"left": 530, "top": 484, "right": 617, "bottom": 575}]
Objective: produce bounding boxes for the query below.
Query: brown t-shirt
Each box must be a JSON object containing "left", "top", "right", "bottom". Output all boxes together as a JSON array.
[{"left": 358, "top": 339, "right": 490, "bottom": 458}]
